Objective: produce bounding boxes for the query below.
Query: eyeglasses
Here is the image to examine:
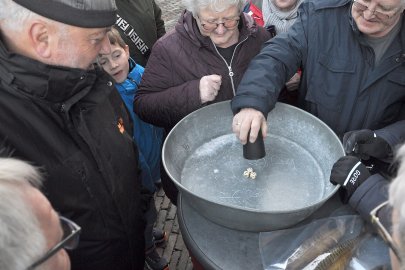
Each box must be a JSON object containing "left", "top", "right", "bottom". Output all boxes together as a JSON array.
[
  {"left": 370, "top": 201, "right": 402, "bottom": 262},
  {"left": 197, "top": 15, "right": 240, "bottom": 31},
  {"left": 27, "top": 216, "right": 81, "bottom": 270},
  {"left": 352, "top": 0, "right": 399, "bottom": 21}
]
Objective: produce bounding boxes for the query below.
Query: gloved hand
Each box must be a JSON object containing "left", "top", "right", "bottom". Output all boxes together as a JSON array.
[
  {"left": 343, "top": 129, "right": 392, "bottom": 160},
  {"left": 330, "top": 156, "right": 371, "bottom": 203}
]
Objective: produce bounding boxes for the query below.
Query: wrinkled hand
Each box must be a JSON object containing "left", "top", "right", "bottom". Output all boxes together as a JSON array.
[
  {"left": 232, "top": 108, "right": 267, "bottom": 145},
  {"left": 285, "top": 72, "right": 301, "bottom": 92},
  {"left": 330, "top": 156, "right": 371, "bottom": 203},
  {"left": 343, "top": 129, "right": 392, "bottom": 160},
  {"left": 199, "top": 75, "right": 222, "bottom": 104}
]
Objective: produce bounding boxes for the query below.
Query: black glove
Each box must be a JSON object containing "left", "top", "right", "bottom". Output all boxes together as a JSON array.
[
  {"left": 343, "top": 129, "right": 392, "bottom": 160},
  {"left": 330, "top": 156, "right": 371, "bottom": 203}
]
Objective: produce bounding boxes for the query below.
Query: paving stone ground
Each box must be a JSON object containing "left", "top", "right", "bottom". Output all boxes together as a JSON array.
[
  {"left": 152, "top": 2, "right": 192, "bottom": 269},
  {"left": 156, "top": 0, "right": 185, "bottom": 32},
  {"left": 153, "top": 188, "right": 193, "bottom": 270}
]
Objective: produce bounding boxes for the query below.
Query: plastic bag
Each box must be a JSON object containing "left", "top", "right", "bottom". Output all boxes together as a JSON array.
[{"left": 259, "top": 215, "right": 391, "bottom": 270}]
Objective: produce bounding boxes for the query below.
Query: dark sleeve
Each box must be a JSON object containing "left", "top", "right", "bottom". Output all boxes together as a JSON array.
[
  {"left": 134, "top": 40, "right": 202, "bottom": 130},
  {"left": 349, "top": 174, "right": 391, "bottom": 227},
  {"left": 230, "top": 1, "right": 309, "bottom": 115},
  {"left": 153, "top": 0, "right": 166, "bottom": 39},
  {"left": 256, "top": 24, "right": 272, "bottom": 44},
  {"left": 375, "top": 120, "right": 405, "bottom": 151}
]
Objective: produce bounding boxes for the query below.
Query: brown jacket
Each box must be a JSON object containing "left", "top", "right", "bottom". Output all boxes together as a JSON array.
[{"left": 135, "top": 10, "right": 271, "bottom": 132}]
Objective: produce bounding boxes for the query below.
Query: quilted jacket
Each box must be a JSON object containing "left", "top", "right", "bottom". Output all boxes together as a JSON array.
[{"left": 134, "top": 10, "right": 271, "bottom": 132}]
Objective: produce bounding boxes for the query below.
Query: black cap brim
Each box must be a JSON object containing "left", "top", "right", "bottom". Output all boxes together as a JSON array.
[{"left": 13, "top": 0, "right": 116, "bottom": 28}]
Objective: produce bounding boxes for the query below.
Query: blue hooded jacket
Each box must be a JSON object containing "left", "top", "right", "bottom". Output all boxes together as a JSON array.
[{"left": 116, "top": 58, "right": 164, "bottom": 192}]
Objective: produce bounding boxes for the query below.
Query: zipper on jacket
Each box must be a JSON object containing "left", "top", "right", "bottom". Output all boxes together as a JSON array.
[{"left": 212, "top": 35, "right": 249, "bottom": 96}]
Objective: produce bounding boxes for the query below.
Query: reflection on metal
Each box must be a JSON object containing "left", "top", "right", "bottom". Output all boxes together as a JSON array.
[{"left": 163, "top": 101, "right": 344, "bottom": 231}]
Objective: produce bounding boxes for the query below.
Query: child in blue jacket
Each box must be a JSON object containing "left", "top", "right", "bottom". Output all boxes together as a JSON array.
[{"left": 98, "top": 28, "right": 167, "bottom": 270}]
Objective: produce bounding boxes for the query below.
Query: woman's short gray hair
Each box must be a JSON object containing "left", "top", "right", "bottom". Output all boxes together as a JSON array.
[
  {"left": 182, "top": 0, "right": 247, "bottom": 15},
  {"left": 0, "top": 156, "right": 47, "bottom": 270},
  {"left": 389, "top": 143, "right": 405, "bottom": 265}
]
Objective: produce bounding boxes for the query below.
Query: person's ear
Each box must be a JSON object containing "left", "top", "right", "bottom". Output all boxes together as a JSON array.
[
  {"left": 124, "top": 45, "right": 130, "bottom": 59},
  {"left": 28, "top": 21, "right": 52, "bottom": 58}
]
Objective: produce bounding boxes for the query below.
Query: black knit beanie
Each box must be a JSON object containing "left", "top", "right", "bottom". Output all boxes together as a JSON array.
[{"left": 12, "top": 0, "right": 117, "bottom": 28}]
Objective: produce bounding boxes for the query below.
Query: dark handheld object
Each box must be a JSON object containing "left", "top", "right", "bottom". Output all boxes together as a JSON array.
[{"left": 243, "top": 130, "right": 266, "bottom": 160}]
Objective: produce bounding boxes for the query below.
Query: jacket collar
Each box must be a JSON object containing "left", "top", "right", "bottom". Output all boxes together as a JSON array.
[
  {"left": 0, "top": 37, "right": 99, "bottom": 103},
  {"left": 116, "top": 57, "right": 140, "bottom": 94},
  {"left": 176, "top": 10, "right": 258, "bottom": 49}
]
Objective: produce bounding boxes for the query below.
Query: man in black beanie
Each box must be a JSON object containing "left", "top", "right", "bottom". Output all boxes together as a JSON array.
[{"left": 0, "top": 0, "right": 146, "bottom": 269}]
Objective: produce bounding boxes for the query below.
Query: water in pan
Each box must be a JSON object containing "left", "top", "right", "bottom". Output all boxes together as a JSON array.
[{"left": 181, "top": 134, "right": 325, "bottom": 211}]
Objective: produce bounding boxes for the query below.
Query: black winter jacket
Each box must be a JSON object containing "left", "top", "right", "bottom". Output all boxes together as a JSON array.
[
  {"left": 115, "top": 0, "right": 166, "bottom": 67},
  {"left": 0, "top": 39, "right": 145, "bottom": 269}
]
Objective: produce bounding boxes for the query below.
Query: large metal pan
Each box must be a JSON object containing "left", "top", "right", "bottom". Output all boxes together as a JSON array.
[{"left": 163, "top": 101, "right": 343, "bottom": 231}]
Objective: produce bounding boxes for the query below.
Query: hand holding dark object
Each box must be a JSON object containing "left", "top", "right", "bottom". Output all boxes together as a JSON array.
[
  {"left": 330, "top": 156, "right": 371, "bottom": 203},
  {"left": 343, "top": 129, "right": 392, "bottom": 160}
]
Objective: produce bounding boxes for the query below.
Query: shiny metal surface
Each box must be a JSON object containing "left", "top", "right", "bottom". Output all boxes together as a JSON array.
[{"left": 163, "top": 101, "right": 344, "bottom": 231}]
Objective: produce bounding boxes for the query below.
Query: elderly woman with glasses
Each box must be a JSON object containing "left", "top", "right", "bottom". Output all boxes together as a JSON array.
[{"left": 135, "top": 0, "right": 271, "bottom": 205}]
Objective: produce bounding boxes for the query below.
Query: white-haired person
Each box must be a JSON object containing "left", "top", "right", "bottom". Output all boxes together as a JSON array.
[
  {"left": 388, "top": 142, "right": 405, "bottom": 269},
  {"left": 346, "top": 141, "right": 405, "bottom": 269},
  {"left": 388, "top": 141, "right": 405, "bottom": 268},
  {"left": 0, "top": 151, "right": 80, "bottom": 270},
  {"left": 0, "top": 0, "right": 146, "bottom": 269},
  {"left": 134, "top": 0, "right": 271, "bottom": 205},
  {"left": 330, "top": 120, "right": 405, "bottom": 268}
]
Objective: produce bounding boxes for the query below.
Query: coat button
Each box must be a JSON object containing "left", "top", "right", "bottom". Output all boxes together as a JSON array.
[
  {"left": 80, "top": 75, "right": 85, "bottom": 80},
  {"left": 107, "top": 81, "right": 113, "bottom": 86},
  {"left": 396, "top": 58, "right": 400, "bottom": 63}
]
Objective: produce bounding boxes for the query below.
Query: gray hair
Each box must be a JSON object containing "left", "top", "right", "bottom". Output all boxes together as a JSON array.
[
  {"left": 0, "top": 0, "right": 38, "bottom": 32},
  {"left": 0, "top": 0, "right": 67, "bottom": 35},
  {"left": 389, "top": 143, "right": 405, "bottom": 267},
  {"left": 0, "top": 157, "right": 47, "bottom": 270},
  {"left": 182, "top": 0, "right": 247, "bottom": 16}
]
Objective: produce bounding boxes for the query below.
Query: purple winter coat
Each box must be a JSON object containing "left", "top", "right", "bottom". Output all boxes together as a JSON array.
[{"left": 134, "top": 10, "right": 271, "bottom": 132}]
